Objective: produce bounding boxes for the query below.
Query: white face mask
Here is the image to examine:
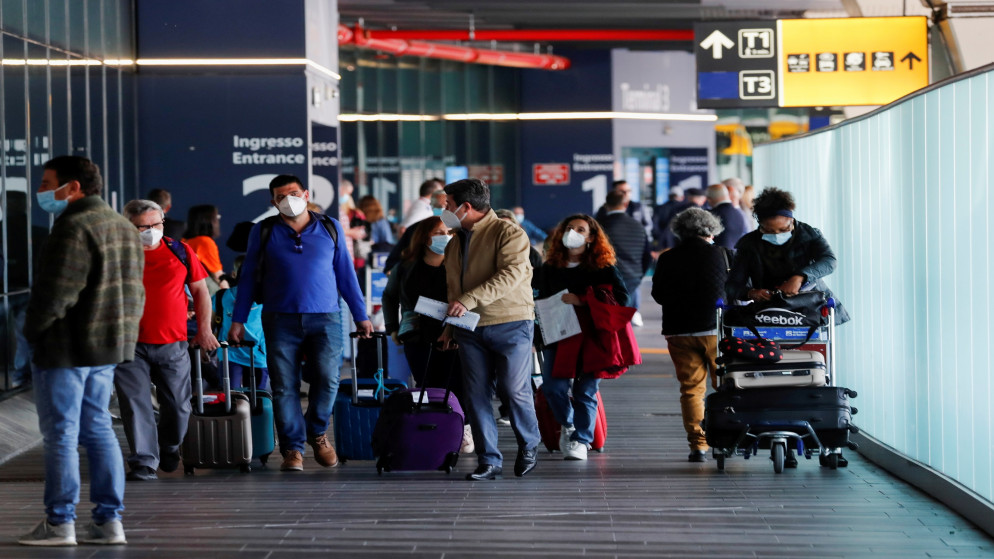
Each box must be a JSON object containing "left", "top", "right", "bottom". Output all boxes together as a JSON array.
[
  {"left": 139, "top": 228, "right": 163, "bottom": 247},
  {"left": 562, "top": 229, "right": 587, "bottom": 249},
  {"left": 278, "top": 195, "right": 307, "bottom": 217},
  {"left": 440, "top": 205, "right": 466, "bottom": 229}
]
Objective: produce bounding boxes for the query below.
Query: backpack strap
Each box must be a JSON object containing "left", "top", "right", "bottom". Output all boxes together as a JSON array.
[
  {"left": 163, "top": 237, "right": 193, "bottom": 283},
  {"left": 213, "top": 288, "right": 228, "bottom": 338}
]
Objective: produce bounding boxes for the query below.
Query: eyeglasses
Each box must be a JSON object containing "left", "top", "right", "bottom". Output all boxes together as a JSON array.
[
  {"left": 293, "top": 233, "right": 303, "bottom": 254},
  {"left": 135, "top": 222, "right": 164, "bottom": 231}
]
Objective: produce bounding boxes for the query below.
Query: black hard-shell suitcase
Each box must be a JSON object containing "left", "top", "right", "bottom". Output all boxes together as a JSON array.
[
  {"left": 182, "top": 344, "right": 253, "bottom": 474},
  {"left": 703, "top": 386, "right": 857, "bottom": 450}
]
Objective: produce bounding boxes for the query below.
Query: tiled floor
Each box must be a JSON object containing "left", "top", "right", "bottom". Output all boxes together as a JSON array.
[{"left": 1, "top": 282, "right": 992, "bottom": 558}]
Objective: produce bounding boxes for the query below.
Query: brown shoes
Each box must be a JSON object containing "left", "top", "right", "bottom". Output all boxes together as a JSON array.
[
  {"left": 308, "top": 434, "right": 339, "bottom": 468},
  {"left": 280, "top": 450, "right": 304, "bottom": 471}
]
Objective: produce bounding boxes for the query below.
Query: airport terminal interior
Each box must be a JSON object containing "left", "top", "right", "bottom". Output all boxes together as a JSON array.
[{"left": 1, "top": 0, "right": 993, "bottom": 556}]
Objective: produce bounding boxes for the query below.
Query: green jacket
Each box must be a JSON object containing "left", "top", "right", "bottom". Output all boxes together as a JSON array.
[{"left": 24, "top": 195, "right": 145, "bottom": 368}]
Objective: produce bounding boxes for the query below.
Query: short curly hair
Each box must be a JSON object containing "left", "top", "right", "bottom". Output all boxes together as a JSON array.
[
  {"left": 670, "top": 207, "right": 723, "bottom": 240},
  {"left": 753, "top": 187, "right": 795, "bottom": 221}
]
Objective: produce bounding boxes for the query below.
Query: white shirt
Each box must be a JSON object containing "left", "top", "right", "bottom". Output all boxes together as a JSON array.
[{"left": 400, "top": 197, "right": 433, "bottom": 229}]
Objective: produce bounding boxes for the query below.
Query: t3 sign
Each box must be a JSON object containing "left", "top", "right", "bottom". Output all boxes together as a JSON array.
[{"left": 695, "top": 21, "right": 779, "bottom": 108}]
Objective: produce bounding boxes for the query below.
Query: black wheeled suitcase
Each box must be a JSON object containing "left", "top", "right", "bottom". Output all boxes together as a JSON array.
[
  {"left": 703, "top": 386, "right": 857, "bottom": 451},
  {"left": 182, "top": 343, "right": 253, "bottom": 474}
]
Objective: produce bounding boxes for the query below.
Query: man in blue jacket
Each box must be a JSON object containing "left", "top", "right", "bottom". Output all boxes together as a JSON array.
[
  {"left": 706, "top": 184, "right": 747, "bottom": 250},
  {"left": 229, "top": 174, "right": 372, "bottom": 473}
]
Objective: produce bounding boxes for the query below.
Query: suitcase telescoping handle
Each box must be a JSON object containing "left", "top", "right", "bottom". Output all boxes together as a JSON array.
[
  {"left": 227, "top": 340, "right": 259, "bottom": 411},
  {"left": 349, "top": 332, "right": 388, "bottom": 405},
  {"left": 219, "top": 342, "right": 232, "bottom": 414},
  {"left": 417, "top": 336, "right": 458, "bottom": 411},
  {"left": 193, "top": 346, "right": 204, "bottom": 415}
]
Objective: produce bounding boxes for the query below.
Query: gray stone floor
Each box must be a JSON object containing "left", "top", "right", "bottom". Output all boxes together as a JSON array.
[{"left": 1, "top": 282, "right": 992, "bottom": 558}]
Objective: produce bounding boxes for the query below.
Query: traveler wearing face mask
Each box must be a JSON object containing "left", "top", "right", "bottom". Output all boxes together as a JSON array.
[
  {"left": 382, "top": 216, "right": 473, "bottom": 454},
  {"left": 114, "top": 199, "right": 220, "bottom": 482},
  {"left": 438, "top": 178, "right": 540, "bottom": 481},
  {"left": 536, "top": 214, "right": 629, "bottom": 461},
  {"left": 228, "top": 174, "right": 373, "bottom": 473},
  {"left": 725, "top": 187, "right": 849, "bottom": 326},
  {"left": 19, "top": 157, "right": 143, "bottom": 546}
]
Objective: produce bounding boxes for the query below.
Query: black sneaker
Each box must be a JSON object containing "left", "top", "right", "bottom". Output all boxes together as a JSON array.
[
  {"left": 688, "top": 450, "right": 708, "bottom": 463},
  {"left": 126, "top": 466, "right": 157, "bottom": 481},
  {"left": 159, "top": 452, "right": 181, "bottom": 473}
]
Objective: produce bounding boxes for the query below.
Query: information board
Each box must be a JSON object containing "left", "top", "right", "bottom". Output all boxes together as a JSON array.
[{"left": 695, "top": 17, "right": 928, "bottom": 108}]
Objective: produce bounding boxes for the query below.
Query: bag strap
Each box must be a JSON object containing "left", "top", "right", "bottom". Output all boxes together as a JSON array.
[
  {"left": 163, "top": 237, "right": 193, "bottom": 283},
  {"left": 212, "top": 288, "right": 228, "bottom": 337}
]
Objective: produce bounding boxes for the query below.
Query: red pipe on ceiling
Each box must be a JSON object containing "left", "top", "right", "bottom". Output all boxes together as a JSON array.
[
  {"left": 340, "top": 24, "right": 570, "bottom": 70},
  {"left": 364, "top": 28, "right": 695, "bottom": 42}
]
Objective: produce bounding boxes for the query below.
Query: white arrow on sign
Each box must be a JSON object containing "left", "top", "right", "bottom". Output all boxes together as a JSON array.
[{"left": 700, "top": 30, "right": 735, "bottom": 60}]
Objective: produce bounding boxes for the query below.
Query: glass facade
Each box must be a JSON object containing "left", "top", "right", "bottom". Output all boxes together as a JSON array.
[
  {"left": 339, "top": 49, "right": 521, "bottom": 216},
  {"left": 0, "top": 0, "right": 136, "bottom": 397},
  {"left": 753, "top": 67, "right": 994, "bottom": 503}
]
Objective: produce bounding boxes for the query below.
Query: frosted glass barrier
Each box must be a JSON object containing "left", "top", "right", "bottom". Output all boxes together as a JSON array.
[{"left": 753, "top": 67, "right": 993, "bottom": 503}]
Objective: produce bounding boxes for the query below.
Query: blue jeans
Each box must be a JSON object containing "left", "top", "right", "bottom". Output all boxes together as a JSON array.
[
  {"left": 541, "top": 346, "right": 602, "bottom": 445},
  {"left": 453, "top": 320, "right": 540, "bottom": 467},
  {"left": 33, "top": 364, "right": 124, "bottom": 525},
  {"left": 262, "top": 312, "right": 344, "bottom": 453},
  {"left": 623, "top": 275, "right": 642, "bottom": 310}
]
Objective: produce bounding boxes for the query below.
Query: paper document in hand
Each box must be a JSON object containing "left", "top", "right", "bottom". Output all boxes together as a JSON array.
[
  {"left": 413, "top": 296, "right": 480, "bottom": 331},
  {"left": 534, "top": 289, "right": 582, "bottom": 345}
]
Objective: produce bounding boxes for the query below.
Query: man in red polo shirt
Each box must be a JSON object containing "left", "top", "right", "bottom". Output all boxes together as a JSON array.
[{"left": 115, "top": 199, "right": 220, "bottom": 480}]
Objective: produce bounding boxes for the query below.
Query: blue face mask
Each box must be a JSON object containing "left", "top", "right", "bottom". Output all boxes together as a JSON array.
[
  {"left": 429, "top": 234, "right": 452, "bottom": 255},
  {"left": 37, "top": 183, "right": 70, "bottom": 214},
  {"left": 431, "top": 207, "right": 443, "bottom": 216},
  {"left": 762, "top": 231, "right": 793, "bottom": 246}
]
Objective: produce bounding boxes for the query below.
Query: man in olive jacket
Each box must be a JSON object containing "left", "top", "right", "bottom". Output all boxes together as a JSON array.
[
  {"left": 441, "top": 178, "right": 540, "bottom": 481},
  {"left": 19, "top": 156, "right": 144, "bottom": 547}
]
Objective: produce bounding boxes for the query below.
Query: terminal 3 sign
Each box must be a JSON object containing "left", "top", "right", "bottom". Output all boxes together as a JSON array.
[{"left": 695, "top": 17, "right": 928, "bottom": 108}]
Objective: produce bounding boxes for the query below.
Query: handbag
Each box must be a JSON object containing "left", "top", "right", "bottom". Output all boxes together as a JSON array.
[
  {"left": 724, "top": 290, "right": 828, "bottom": 347},
  {"left": 397, "top": 310, "right": 421, "bottom": 342},
  {"left": 717, "top": 336, "right": 783, "bottom": 364}
]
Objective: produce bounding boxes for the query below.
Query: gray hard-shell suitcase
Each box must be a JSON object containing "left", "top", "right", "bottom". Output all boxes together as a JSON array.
[
  {"left": 720, "top": 350, "right": 828, "bottom": 389},
  {"left": 182, "top": 344, "right": 253, "bottom": 474}
]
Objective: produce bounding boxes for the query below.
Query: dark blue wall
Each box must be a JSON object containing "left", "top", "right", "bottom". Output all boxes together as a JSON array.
[
  {"left": 519, "top": 49, "right": 615, "bottom": 233},
  {"left": 136, "top": 0, "right": 306, "bottom": 57}
]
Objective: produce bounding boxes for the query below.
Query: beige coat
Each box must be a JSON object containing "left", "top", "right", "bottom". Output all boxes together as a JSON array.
[{"left": 444, "top": 209, "right": 534, "bottom": 326}]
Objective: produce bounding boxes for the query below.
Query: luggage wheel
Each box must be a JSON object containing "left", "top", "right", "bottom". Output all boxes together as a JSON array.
[
  {"left": 715, "top": 452, "right": 725, "bottom": 471},
  {"left": 184, "top": 466, "right": 195, "bottom": 476},
  {"left": 239, "top": 464, "right": 252, "bottom": 473},
  {"left": 259, "top": 453, "right": 270, "bottom": 466}
]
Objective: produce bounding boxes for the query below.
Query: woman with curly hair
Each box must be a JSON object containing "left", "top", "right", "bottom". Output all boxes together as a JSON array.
[
  {"left": 726, "top": 187, "right": 849, "bottom": 324},
  {"left": 537, "top": 214, "right": 628, "bottom": 460}
]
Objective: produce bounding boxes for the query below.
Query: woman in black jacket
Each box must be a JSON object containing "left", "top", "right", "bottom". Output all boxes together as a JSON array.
[
  {"left": 382, "top": 216, "right": 472, "bottom": 453},
  {"left": 537, "top": 214, "right": 628, "bottom": 461},
  {"left": 651, "top": 207, "right": 728, "bottom": 463},
  {"left": 725, "top": 187, "right": 849, "bottom": 323}
]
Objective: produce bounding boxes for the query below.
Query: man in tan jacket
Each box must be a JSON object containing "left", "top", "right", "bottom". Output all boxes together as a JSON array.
[{"left": 440, "top": 178, "right": 540, "bottom": 481}]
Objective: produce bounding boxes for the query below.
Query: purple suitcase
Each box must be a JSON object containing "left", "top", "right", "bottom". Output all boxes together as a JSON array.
[{"left": 371, "top": 354, "right": 464, "bottom": 474}]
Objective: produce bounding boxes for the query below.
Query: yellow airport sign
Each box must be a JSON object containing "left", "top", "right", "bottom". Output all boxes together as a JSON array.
[{"left": 778, "top": 17, "right": 928, "bottom": 107}]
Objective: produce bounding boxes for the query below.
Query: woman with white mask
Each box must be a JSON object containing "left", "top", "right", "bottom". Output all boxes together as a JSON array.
[
  {"left": 536, "top": 214, "right": 628, "bottom": 461},
  {"left": 382, "top": 216, "right": 473, "bottom": 454}
]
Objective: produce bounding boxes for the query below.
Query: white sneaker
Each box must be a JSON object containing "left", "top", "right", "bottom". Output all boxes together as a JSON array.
[
  {"left": 631, "top": 311, "right": 644, "bottom": 327},
  {"left": 79, "top": 519, "right": 127, "bottom": 545},
  {"left": 18, "top": 520, "right": 76, "bottom": 546},
  {"left": 562, "top": 437, "right": 588, "bottom": 461},
  {"left": 460, "top": 424, "right": 475, "bottom": 454},
  {"left": 558, "top": 424, "right": 575, "bottom": 452}
]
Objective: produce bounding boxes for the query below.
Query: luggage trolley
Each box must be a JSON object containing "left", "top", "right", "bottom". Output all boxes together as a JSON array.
[{"left": 707, "top": 293, "right": 859, "bottom": 473}]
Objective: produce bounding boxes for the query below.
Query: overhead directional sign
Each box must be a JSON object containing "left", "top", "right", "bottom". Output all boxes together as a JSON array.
[{"left": 695, "top": 17, "right": 928, "bottom": 108}]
